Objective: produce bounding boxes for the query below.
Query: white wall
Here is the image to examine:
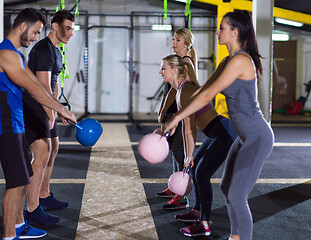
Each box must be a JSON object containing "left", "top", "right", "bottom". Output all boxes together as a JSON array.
[
  {"left": 9, "top": 0, "right": 311, "bottom": 114},
  {"left": 297, "top": 36, "right": 311, "bottom": 110},
  {"left": 11, "top": 0, "right": 216, "bottom": 114},
  {"left": 88, "top": 27, "right": 129, "bottom": 113},
  {"left": 134, "top": 29, "right": 215, "bottom": 113},
  {"left": 134, "top": 14, "right": 215, "bottom": 113}
]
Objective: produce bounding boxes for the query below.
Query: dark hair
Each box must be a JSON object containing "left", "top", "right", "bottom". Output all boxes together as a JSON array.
[
  {"left": 12, "top": 8, "right": 46, "bottom": 29},
  {"left": 51, "top": 10, "right": 75, "bottom": 25},
  {"left": 223, "top": 10, "right": 263, "bottom": 79}
]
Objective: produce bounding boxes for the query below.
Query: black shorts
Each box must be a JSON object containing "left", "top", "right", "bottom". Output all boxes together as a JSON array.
[
  {"left": 23, "top": 92, "right": 59, "bottom": 145},
  {"left": 0, "top": 133, "right": 33, "bottom": 189}
]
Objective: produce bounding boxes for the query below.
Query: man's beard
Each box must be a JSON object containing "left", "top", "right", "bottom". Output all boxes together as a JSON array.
[{"left": 20, "top": 28, "right": 30, "bottom": 48}]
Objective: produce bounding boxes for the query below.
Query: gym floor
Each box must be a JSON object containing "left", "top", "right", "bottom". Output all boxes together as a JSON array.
[{"left": 0, "top": 113, "right": 310, "bottom": 240}]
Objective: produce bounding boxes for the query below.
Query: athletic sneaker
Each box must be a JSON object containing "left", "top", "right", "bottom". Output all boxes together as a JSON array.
[
  {"left": 16, "top": 221, "right": 46, "bottom": 239},
  {"left": 24, "top": 205, "right": 60, "bottom": 226},
  {"left": 39, "top": 192, "right": 69, "bottom": 210},
  {"left": 1, "top": 237, "right": 20, "bottom": 240},
  {"left": 162, "top": 195, "right": 189, "bottom": 210},
  {"left": 176, "top": 208, "right": 200, "bottom": 222},
  {"left": 156, "top": 188, "right": 175, "bottom": 198},
  {"left": 180, "top": 220, "right": 211, "bottom": 237}
]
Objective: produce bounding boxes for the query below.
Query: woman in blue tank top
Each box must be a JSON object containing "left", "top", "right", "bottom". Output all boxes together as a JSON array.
[
  {"left": 160, "top": 54, "right": 237, "bottom": 237},
  {"left": 163, "top": 10, "right": 274, "bottom": 240}
]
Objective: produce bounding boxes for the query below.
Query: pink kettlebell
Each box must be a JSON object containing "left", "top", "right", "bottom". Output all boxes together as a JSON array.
[
  {"left": 168, "top": 171, "right": 193, "bottom": 196},
  {"left": 138, "top": 133, "right": 169, "bottom": 164}
]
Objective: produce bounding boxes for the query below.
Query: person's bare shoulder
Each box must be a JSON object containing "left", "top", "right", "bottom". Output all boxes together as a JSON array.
[
  {"left": 0, "top": 50, "right": 23, "bottom": 69},
  {"left": 228, "top": 53, "right": 255, "bottom": 79},
  {"left": 0, "top": 49, "right": 19, "bottom": 62},
  {"left": 183, "top": 56, "right": 193, "bottom": 64}
]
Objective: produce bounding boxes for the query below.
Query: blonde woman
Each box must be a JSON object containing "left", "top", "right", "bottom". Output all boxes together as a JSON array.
[
  {"left": 160, "top": 54, "right": 236, "bottom": 237},
  {"left": 157, "top": 28, "right": 198, "bottom": 210}
]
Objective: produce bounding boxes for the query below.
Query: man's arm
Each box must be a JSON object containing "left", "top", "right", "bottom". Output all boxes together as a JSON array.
[
  {"left": 53, "top": 77, "right": 59, "bottom": 117},
  {"left": 0, "top": 50, "right": 76, "bottom": 123},
  {"left": 35, "top": 70, "right": 55, "bottom": 129}
]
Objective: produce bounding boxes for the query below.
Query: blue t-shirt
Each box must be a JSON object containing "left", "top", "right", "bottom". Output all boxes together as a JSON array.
[{"left": 0, "top": 39, "right": 26, "bottom": 135}]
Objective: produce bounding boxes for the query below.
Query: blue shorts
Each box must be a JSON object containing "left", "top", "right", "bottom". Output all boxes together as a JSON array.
[{"left": 0, "top": 133, "right": 33, "bottom": 189}]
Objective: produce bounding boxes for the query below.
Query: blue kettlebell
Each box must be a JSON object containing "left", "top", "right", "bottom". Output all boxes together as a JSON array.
[{"left": 74, "top": 118, "right": 103, "bottom": 146}]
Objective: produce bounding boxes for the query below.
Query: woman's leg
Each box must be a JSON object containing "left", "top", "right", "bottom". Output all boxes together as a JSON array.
[{"left": 221, "top": 132, "right": 274, "bottom": 240}]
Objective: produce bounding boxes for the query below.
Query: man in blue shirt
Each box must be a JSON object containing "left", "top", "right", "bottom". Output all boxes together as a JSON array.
[{"left": 0, "top": 8, "right": 76, "bottom": 240}]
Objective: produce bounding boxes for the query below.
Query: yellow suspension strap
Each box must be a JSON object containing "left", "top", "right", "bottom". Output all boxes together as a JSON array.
[
  {"left": 164, "top": 0, "right": 167, "bottom": 20},
  {"left": 75, "top": 0, "right": 79, "bottom": 16},
  {"left": 58, "top": 43, "right": 71, "bottom": 109},
  {"left": 57, "top": 0, "right": 79, "bottom": 110},
  {"left": 56, "top": 0, "right": 71, "bottom": 110},
  {"left": 56, "top": 0, "right": 65, "bottom": 12},
  {"left": 185, "top": 0, "right": 191, "bottom": 30}
]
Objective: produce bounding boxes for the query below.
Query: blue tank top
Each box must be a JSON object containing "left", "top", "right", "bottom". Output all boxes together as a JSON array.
[{"left": 0, "top": 39, "right": 26, "bottom": 135}]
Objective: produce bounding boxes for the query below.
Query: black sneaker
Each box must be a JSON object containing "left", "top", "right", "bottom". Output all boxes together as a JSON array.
[
  {"left": 24, "top": 205, "right": 60, "bottom": 226},
  {"left": 39, "top": 192, "right": 69, "bottom": 210},
  {"left": 157, "top": 188, "right": 175, "bottom": 199},
  {"left": 176, "top": 208, "right": 200, "bottom": 223}
]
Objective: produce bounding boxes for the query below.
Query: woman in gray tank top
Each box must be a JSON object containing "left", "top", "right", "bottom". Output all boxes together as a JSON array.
[{"left": 163, "top": 10, "right": 274, "bottom": 240}]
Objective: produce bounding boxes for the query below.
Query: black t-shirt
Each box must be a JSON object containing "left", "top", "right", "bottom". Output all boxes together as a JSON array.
[
  {"left": 164, "top": 83, "right": 178, "bottom": 115},
  {"left": 28, "top": 37, "right": 62, "bottom": 94}
]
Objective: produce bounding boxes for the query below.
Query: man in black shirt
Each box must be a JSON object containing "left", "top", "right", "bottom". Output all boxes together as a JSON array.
[{"left": 23, "top": 10, "right": 75, "bottom": 226}]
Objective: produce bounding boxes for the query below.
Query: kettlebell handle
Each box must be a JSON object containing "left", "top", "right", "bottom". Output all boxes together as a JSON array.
[
  {"left": 183, "top": 166, "right": 191, "bottom": 176},
  {"left": 67, "top": 120, "right": 83, "bottom": 130},
  {"left": 160, "top": 123, "right": 171, "bottom": 138}
]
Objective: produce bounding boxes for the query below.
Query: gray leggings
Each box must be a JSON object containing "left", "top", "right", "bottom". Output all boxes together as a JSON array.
[{"left": 220, "top": 123, "right": 274, "bottom": 240}]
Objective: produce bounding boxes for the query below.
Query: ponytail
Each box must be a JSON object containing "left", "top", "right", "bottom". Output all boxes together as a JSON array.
[
  {"left": 163, "top": 54, "right": 200, "bottom": 87},
  {"left": 224, "top": 10, "right": 262, "bottom": 80},
  {"left": 174, "top": 28, "right": 198, "bottom": 76}
]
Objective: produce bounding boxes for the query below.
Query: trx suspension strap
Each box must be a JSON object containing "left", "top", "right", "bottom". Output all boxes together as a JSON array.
[
  {"left": 164, "top": 0, "right": 167, "bottom": 20},
  {"left": 57, "top": 0, "right": 79, "bottom": 110},
  {"left": 163, "top": 0, "right": 191, "bottom": 29},
  {"left": 185, "top": 0, "right": 191, "bottom": 30},
  {"left": 75, "top": 0, "right": 79, "bottom": 16},
  {"left": 56, "top": 0, "right": 71, "bottom": 110},
  {"left": 58, "top": 41, "right": 71, "bottom": 110}
]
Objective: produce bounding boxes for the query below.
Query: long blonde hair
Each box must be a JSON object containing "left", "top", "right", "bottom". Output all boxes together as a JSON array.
[
  {"left": 174, "top": 28, "right": 197, "bottom": 73},
  {"left": 163, "top": 54, "right": 200, "bottom": 87}
]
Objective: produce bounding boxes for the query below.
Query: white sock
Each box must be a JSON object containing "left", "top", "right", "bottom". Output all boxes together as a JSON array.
[
  {"left": 202, "top": 222, "right": 209, "bottom": 227},
  {"left": 228, "top": 237, "right": 234, "bottom": 240},
  {"left": 3, "top": 237, "right": 16, "bottom": 240},
  {"left": 15, "top": 221, "right": 25, "bottom": 228}
]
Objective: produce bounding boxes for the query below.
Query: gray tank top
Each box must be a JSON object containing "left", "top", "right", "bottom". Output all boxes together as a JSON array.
[{"left": 221, "top": 50, "right": 264, "bottom": 136}]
